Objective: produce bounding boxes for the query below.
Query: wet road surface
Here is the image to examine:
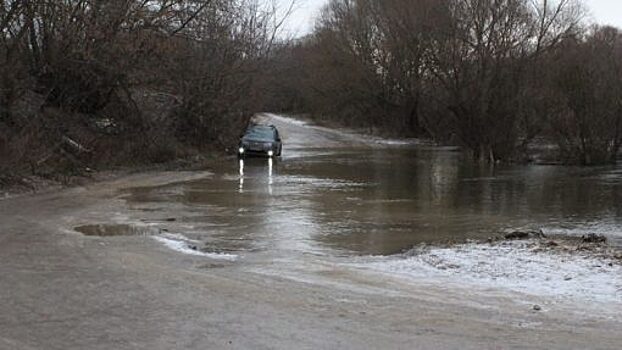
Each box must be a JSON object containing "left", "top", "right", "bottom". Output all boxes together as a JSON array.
[{"left": 1, "top": 114, "right": 621, "bottom": 349}]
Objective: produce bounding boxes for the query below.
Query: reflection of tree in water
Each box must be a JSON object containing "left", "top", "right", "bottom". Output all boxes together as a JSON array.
[
  {"left": 424, "top": 153, "right": 461, "bottom": 208},
  {"left": 308, "top": 148, "right": 622, "bottom": 254}
]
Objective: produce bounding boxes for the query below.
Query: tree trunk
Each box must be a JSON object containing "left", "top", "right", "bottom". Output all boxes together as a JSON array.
[{"left": 407, "top": 100, "right": 420, "bottom": 135}]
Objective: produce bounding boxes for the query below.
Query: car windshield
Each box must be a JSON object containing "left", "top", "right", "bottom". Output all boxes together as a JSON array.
[{"left": 244, "top": 127, "right": 275, "bottom": 141}]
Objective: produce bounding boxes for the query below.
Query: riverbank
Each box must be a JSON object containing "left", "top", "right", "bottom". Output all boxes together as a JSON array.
[
  {"left": 353, "top": 235, "right": 621, "bottom": 308},
  {"left": 0, "top": 152, "right": 225, "bottom": 201}
]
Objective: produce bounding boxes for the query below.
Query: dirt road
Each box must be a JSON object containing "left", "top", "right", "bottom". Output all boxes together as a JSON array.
[{"left": 0, "top": 114, "right": 620, "bottom": 349}]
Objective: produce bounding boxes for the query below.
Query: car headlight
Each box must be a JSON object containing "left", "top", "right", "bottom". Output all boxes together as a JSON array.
[
  {"left": 267, "top": 150, "right": 274, "bottom": 157},
  {"left": 238, "top": 147, "right": 245, "bottom": 154}
]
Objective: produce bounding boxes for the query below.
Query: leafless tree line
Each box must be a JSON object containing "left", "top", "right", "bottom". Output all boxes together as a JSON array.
[
  {"left": 1, "top": 0, "right": 620, "bottom": 182},
  {"left": 0, "top": 0, "right": 290, "bottom": 180},
  {"left": 274, "top": 0, "right": 622, "bottom": 164}
]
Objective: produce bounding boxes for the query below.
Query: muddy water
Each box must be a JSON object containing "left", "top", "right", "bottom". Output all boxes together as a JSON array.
[
  {"left": 75, "top": 224, "right": 160, "bottom": 237},
  {"left": 123, "top": 116, "right": 622, "bottom": 256}
]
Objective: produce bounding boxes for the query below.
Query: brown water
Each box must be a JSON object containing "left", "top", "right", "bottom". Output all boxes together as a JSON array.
[
  {"left": 122, "top": 115, "right": 622, "bottom": 256},
  {"left": 75, "top": 224, "right": 159, "bottom": 237}
]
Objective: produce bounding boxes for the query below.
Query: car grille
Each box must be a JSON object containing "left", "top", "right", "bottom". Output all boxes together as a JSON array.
[{"left": 248, "top": 142, "right": 270, "bottom": 151}]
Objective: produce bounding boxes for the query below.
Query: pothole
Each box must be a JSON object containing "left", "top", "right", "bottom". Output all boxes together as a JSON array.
[{"left": 74, "top": 224, "right": 160, "bottom": 237}]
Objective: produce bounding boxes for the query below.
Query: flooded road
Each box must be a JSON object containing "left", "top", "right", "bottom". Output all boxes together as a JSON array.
[
  {"left": 1, "top": 114, "right": 620, "bottom": 350},
  {"left": 124, "top": 114, "right": 622, "bottom": 257}
]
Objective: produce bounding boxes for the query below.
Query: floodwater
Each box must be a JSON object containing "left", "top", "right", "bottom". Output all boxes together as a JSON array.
[
  {"left": 75, "top": 224, "right": 160, "bottom": 237},
  {"left": 122, "top": 115, "right": 622, "bottom": 257}
]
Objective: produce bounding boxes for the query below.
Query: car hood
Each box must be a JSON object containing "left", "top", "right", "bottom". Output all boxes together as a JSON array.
[{"left": 241, "top": 137, "right": 273, "bottom": 143}]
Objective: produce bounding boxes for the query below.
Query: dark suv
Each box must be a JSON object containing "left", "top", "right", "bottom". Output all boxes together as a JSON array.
[{"left": 238, "top": 124, "right": 282, "bottom": 158}]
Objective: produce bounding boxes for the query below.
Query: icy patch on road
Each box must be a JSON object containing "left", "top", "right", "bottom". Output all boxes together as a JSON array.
[
  {"left": 153, "top": 234, "right": 238, "bottom": 261},
  {"left": 355, "top": 240, "right": 621, "bottom": 304}
]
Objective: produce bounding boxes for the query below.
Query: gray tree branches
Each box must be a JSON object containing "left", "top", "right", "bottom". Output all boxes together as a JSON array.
[
  {"left": 0, "top": 0, "right": 294, "bottom": 176},
  {"left": 283, "top": 0, "right": 621, "bottom": 164}
]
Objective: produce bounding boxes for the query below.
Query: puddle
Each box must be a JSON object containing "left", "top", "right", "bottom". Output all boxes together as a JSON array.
[{"left": 75, "top": 224, "right": 159, "bottom": 237}]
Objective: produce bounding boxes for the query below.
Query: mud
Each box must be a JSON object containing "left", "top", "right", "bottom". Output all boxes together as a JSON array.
[{"left": 74, "top": 224, "right": 160, "bottom": 237}]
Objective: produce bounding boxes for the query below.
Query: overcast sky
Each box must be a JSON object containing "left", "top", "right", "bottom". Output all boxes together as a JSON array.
[
  {"left": 279, "top": 0, "right": 622, "bottom": 37},
  {"left": 583, "top": 0, "right": 622, "bottom": 29}
]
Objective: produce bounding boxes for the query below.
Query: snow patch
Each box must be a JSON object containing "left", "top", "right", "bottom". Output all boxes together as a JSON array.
[
  {"left": 354, "top": 241, "right": 622, "bottom": 304},
  {"left": 153, "top": 235, "right": 238, "bottom": 261}
]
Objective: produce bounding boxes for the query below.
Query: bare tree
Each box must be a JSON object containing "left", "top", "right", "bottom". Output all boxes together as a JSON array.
[
  {"left": 549, "top": 26, "right": 622, "bottom": 164},
  {"left": 1, "top": 0, "right": 296, "bottom": 180},
  {"left": 299, "top": 0, "right": 436, "bottom": 134},
  {"left": 0, "top": 0, "right": 29, "bottom": 124},
  {"left": 427, "top": 0, "right": 583, "bottom": 162}
]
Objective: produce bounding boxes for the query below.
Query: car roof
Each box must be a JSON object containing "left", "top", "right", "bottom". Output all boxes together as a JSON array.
[{"left": 243, "top": 125, "right": 278, "bottom": 139}]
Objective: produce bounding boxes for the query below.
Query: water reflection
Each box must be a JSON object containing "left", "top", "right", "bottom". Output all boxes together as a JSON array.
[
  {"left": 238, "top": 158, "right": 275, "bottom": 194},
  {"left": 239, "top": 159, "right": 245, "bottom": 193},
  {"left": 279, "top": 148, "right": 622, "bottom": 254},
  {"left": 268, "top": 158, "right": 273, "bottom": 195},
  {"left": 126, "top": 147, "right": 622, "bottom": 256}
]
